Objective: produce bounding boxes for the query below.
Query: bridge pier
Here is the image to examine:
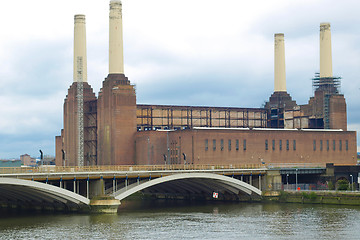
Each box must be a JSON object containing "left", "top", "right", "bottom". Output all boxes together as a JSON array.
[
  {"left": 89, "top": 196, "right": 120, "bottom": 214},
  {"left": 89, "top": 178, "right": 105, "bottom": 197}
]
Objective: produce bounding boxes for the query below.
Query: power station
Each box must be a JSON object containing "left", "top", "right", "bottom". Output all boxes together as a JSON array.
[{"left": 55, "top": 0, "right": 357, "bottom": 167}]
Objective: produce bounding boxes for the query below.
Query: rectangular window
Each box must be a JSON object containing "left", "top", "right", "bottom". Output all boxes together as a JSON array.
[
  {"left": 272, "top": 140, "right": 275, "bottom": 151},
  {"left": 333, "top": 140, "right": 336, "bottom": 151},
  {"left": 346, "top": 140, "right": 348, "bottom": 151},
  {"left": 220, "top": 139, "right": 224, "bottom": 151},
  {"left": 320, "top": 140, "right": 323, "bottom": 151},
  {"left": 313, "top": 140, "right": 316, "bottom": 151},
  {"left": 286, "top": 140, "right": 289, "bottom": 151},
  {"left": 236, "top": 139, "right": 239, "bottom": 151},
  {"left": 326, "top": 140, "right": 329, "bottom": 151},
  {"left": 205, "top": 139, "right": 208, "bottom": 151},
  {"left": 228, "top": 140, "right": 231, "bottom": 151},
  {"left": 293, "top": 140, "right": 296, "bottom": 150},
  {"left": 339, "top": 140, "right": 342, "bottom": 151},
  {"left": 213, "top": 139, "right": 216, "bottom": 151},
  {"left": 265, "top": 140, "right": 268, "bottom": 150},
  {"left": 279, "top": 140, "right": 282, "bottom": 151},
  {"left": 243, "top": 139, "right": 247, "bottom": 151}
]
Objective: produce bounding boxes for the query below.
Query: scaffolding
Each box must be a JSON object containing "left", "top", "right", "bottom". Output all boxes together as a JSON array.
[
  {"left": 84, "top": 100, "right": 97, "bottom": 165},
  {"left": 312, "top": 73, "right": 342, "bottom": 129},
  {"left": 76, "top": 56, "right": 84, "bottom": 166},
  {"left": 312, "top": 73, "right": 341, "bottom": 95},
  {"left": 136, "top": 105, "right": 267, "bottom": 131}
]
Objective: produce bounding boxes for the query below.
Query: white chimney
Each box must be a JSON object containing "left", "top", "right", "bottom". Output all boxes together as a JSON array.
[
  {"left": 274, "top": 33, "right": 286, "bottom": 92},
  {"left": 320, "top": 23, "right": 333, "bottom": 78},
  {"left": 109, "top": 0, "right": 124, "bottom": 74},
  {"left": 73, "top": 15, "right": 87, "bottom": 82}
]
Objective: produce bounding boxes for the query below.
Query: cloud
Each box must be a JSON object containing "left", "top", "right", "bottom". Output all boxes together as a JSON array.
[{"left": 0, "top": 0, "right": 359, "bottom": 158}]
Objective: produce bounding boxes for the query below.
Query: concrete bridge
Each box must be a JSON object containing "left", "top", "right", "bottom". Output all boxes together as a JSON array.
[{"left": 0, "top": 163, "right": 326, "bottom": 213}]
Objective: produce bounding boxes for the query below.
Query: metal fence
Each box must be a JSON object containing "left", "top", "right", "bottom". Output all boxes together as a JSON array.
[{"left": 283, "top": 183, "right": 329, "bottom": 191}]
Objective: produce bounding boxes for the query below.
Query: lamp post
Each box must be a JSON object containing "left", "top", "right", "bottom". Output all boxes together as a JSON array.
[
  {"left": 286, "top": 174, "right": 289, "bottom": 190},
  {"left": 295, "top": 169, "right": 298, "bottom": 191},
  {"left": 350, "top": 174, "right": 354, "bottom": 191}
]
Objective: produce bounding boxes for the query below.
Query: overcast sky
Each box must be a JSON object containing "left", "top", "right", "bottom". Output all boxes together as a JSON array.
[{"left": 0, "top": 0, "right": 359, "bottom": 159}]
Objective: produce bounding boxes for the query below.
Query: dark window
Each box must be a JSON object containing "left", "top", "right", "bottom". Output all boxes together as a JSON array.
[
  {"left": 243, "top": 140, "right": 247, "bottom": 151},
  {"left": 265, "top": 140, "right": 268, "bottom": 150},
  {"left": 228, "top": 140, "right": 231, "bottom": 151},
  {"left": 293, "top": 140, "right": 296, "bottom": 150},
  {"left": 205, "top": 139, "right": 208, "bottom": 151},
  {"left": 320, "top": 140, "right": 323, "bottom": 151},
  {"left": 339, "top": 140, "right": 342, "bottom": 151},
  {"left": 333, "top": 140, "right": 336, "bottom": 151},
  {"left": 213, "top": 139, "right": 216, "bottom": 151},
  {"left": 326, "top": 140, "right": 329, "bottom": 151},
  {"left": 279, "top": 140, "right": 282, "bottom": 151},
  {"left": 236, "top": 139, "right": 239, "bottom": 151},
  {"left": 313, "top": 140, "right": 316, "bottom": 151},
  {"left": 272, "top": 140, "right": 275, "bottom": 150},
  {"left": 286, "top": 140, "right": 289, "bottom": 151},
  {"left": 220, "top": 139, "right": 224, "bottom": 151},
  {"left": 346, "top": 140, "right": 348, "bottom": 151}
]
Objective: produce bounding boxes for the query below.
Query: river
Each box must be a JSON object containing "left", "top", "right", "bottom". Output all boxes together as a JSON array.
[{"left": 0, "top": 201, "right": 359, "bottom": 239}]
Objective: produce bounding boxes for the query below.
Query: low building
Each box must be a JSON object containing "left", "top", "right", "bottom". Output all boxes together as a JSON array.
[
  {"left": 20, "top": 154, "right": 36, "bottom": 166},
  {"left": 134, "top": 128, "right": 357, "bottom": 166}
]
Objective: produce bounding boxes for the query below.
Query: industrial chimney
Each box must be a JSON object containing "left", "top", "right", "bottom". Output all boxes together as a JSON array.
[
  {"left": 320, "top": 23, "right": 333, "bottom": 78},
  {"left": 74, "top": 15, "right": 87, "bottom": 82},
  {"left": 274, "top": 33, "right": 286, "bottom": 92},
  {"left": 109, "top": 0, "right": 124, "bottom": 74}
]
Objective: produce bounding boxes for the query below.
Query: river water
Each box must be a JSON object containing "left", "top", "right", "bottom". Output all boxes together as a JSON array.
[{"left": 0, "top": 201, "right": 359, "bottom": 240}]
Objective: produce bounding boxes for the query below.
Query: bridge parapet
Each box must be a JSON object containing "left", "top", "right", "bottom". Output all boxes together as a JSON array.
[
  {"left": 0, "top": 164, "right": 266, "bottom": 175},
  {"left": 0, "top": 163, "right": 326, "bottom": 175}
]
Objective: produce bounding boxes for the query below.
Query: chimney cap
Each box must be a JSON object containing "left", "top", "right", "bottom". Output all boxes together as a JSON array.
[
  {"left": 274, "top": 33, "right": 284, "bottom": 37},
  {"left": 74, "top": 14, "right": 85, "bottom": 19},
  {"left": 320, "top": 22, "right": 331, "bottom": 26}
]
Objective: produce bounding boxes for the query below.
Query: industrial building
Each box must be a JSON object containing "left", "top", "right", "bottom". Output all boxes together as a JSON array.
[{"left": 55, "top": 0, "right": 357, "bottom": 167}]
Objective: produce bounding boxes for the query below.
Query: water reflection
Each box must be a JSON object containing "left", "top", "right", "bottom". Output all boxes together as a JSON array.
[{"left": 0, "top": 202, "right": 360, "bottom": 239}]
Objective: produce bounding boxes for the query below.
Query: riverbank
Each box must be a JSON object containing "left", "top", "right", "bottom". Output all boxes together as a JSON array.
[{"left": 263, "top": 190, "right": 360, "bottom": 206}]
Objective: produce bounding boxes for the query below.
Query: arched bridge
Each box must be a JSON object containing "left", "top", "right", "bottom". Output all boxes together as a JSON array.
[
  {"left": 0, "top": 178, "right": 90, "bottom": 211},
  {"left": 0, "top": 165, "right": 268, "bottom": 212},
  {"left": 113, "top": 173, "right": 262, "bottom": 201}
]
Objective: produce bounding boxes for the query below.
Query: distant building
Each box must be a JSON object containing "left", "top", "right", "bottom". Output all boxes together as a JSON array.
[{"left": 20, "top": 154, "right": 36, "bottom": 166}]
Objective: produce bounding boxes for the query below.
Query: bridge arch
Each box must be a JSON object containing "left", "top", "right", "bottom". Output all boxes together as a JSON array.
[
  {"left": 0, "top": 178, "right": 90, "bottom": 211},
  {"left": 113, "top": 173, "right": 262, "bottom": 201}
]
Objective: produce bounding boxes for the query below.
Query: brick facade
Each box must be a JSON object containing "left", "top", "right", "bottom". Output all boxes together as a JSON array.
[{"left": 135, "top": 128, "right": 357, "bottom": 166}]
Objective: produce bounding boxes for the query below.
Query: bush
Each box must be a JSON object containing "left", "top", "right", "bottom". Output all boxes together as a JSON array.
[
  {"left": 278, "top": 191, "right": 289, "bottom": 202},
  {"left": 302, "top": 192, "right": 317, "bottom": 200},
  {"left": 337, "top": 179, "right": 349, "bottom": 191}
]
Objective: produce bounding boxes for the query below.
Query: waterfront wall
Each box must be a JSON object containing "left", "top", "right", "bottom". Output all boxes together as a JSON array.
[{"left": 264, "top": 190, "right": 360, "bottom": 206}]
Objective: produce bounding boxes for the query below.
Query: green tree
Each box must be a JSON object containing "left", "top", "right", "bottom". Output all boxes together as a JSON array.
[{"left": 337, "top": 179, "right": 349, "bottom": 191}]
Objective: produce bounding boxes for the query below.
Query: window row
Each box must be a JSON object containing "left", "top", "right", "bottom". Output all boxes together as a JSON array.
[
  {"left": 205, "top": 139, "right": 246, "bottom": 151},
  {"left": 205, "top": 139, "right": 350, "bottom": 152},
  {"left": 265, "top": 139, "right": 296, "bottom": 151},
  {"left": 312, "top": 139, "right": 349, "bottom": 151}
]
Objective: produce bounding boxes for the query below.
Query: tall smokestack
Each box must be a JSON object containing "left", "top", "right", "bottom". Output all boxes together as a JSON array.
[
  {"left": 109, "top": 0, "right": 124, "bottom": 74},
  {"left": 73, "top": 15, "right": 87, "bottom": 82},
  {"left": 320, "top": 22, "right": 333, "bottom": 78},
  {"left": 274, "top": 33, "right": 286, "bottom": 92}
]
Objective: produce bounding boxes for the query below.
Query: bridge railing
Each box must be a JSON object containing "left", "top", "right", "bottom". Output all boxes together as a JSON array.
[
  {"left": 0, "top": 162, "right": 327, "bottom": 175},
  {"left": 267, "top": 163, "right": 326, "bottom": 169},
  {"left": 0, "top": 164, "right": 267, "bottom": 174}
]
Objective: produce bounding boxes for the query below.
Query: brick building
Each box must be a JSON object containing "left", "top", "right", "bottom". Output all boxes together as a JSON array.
[{"left": 55, "top": 2, "right": 357, "bottom": 167}]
